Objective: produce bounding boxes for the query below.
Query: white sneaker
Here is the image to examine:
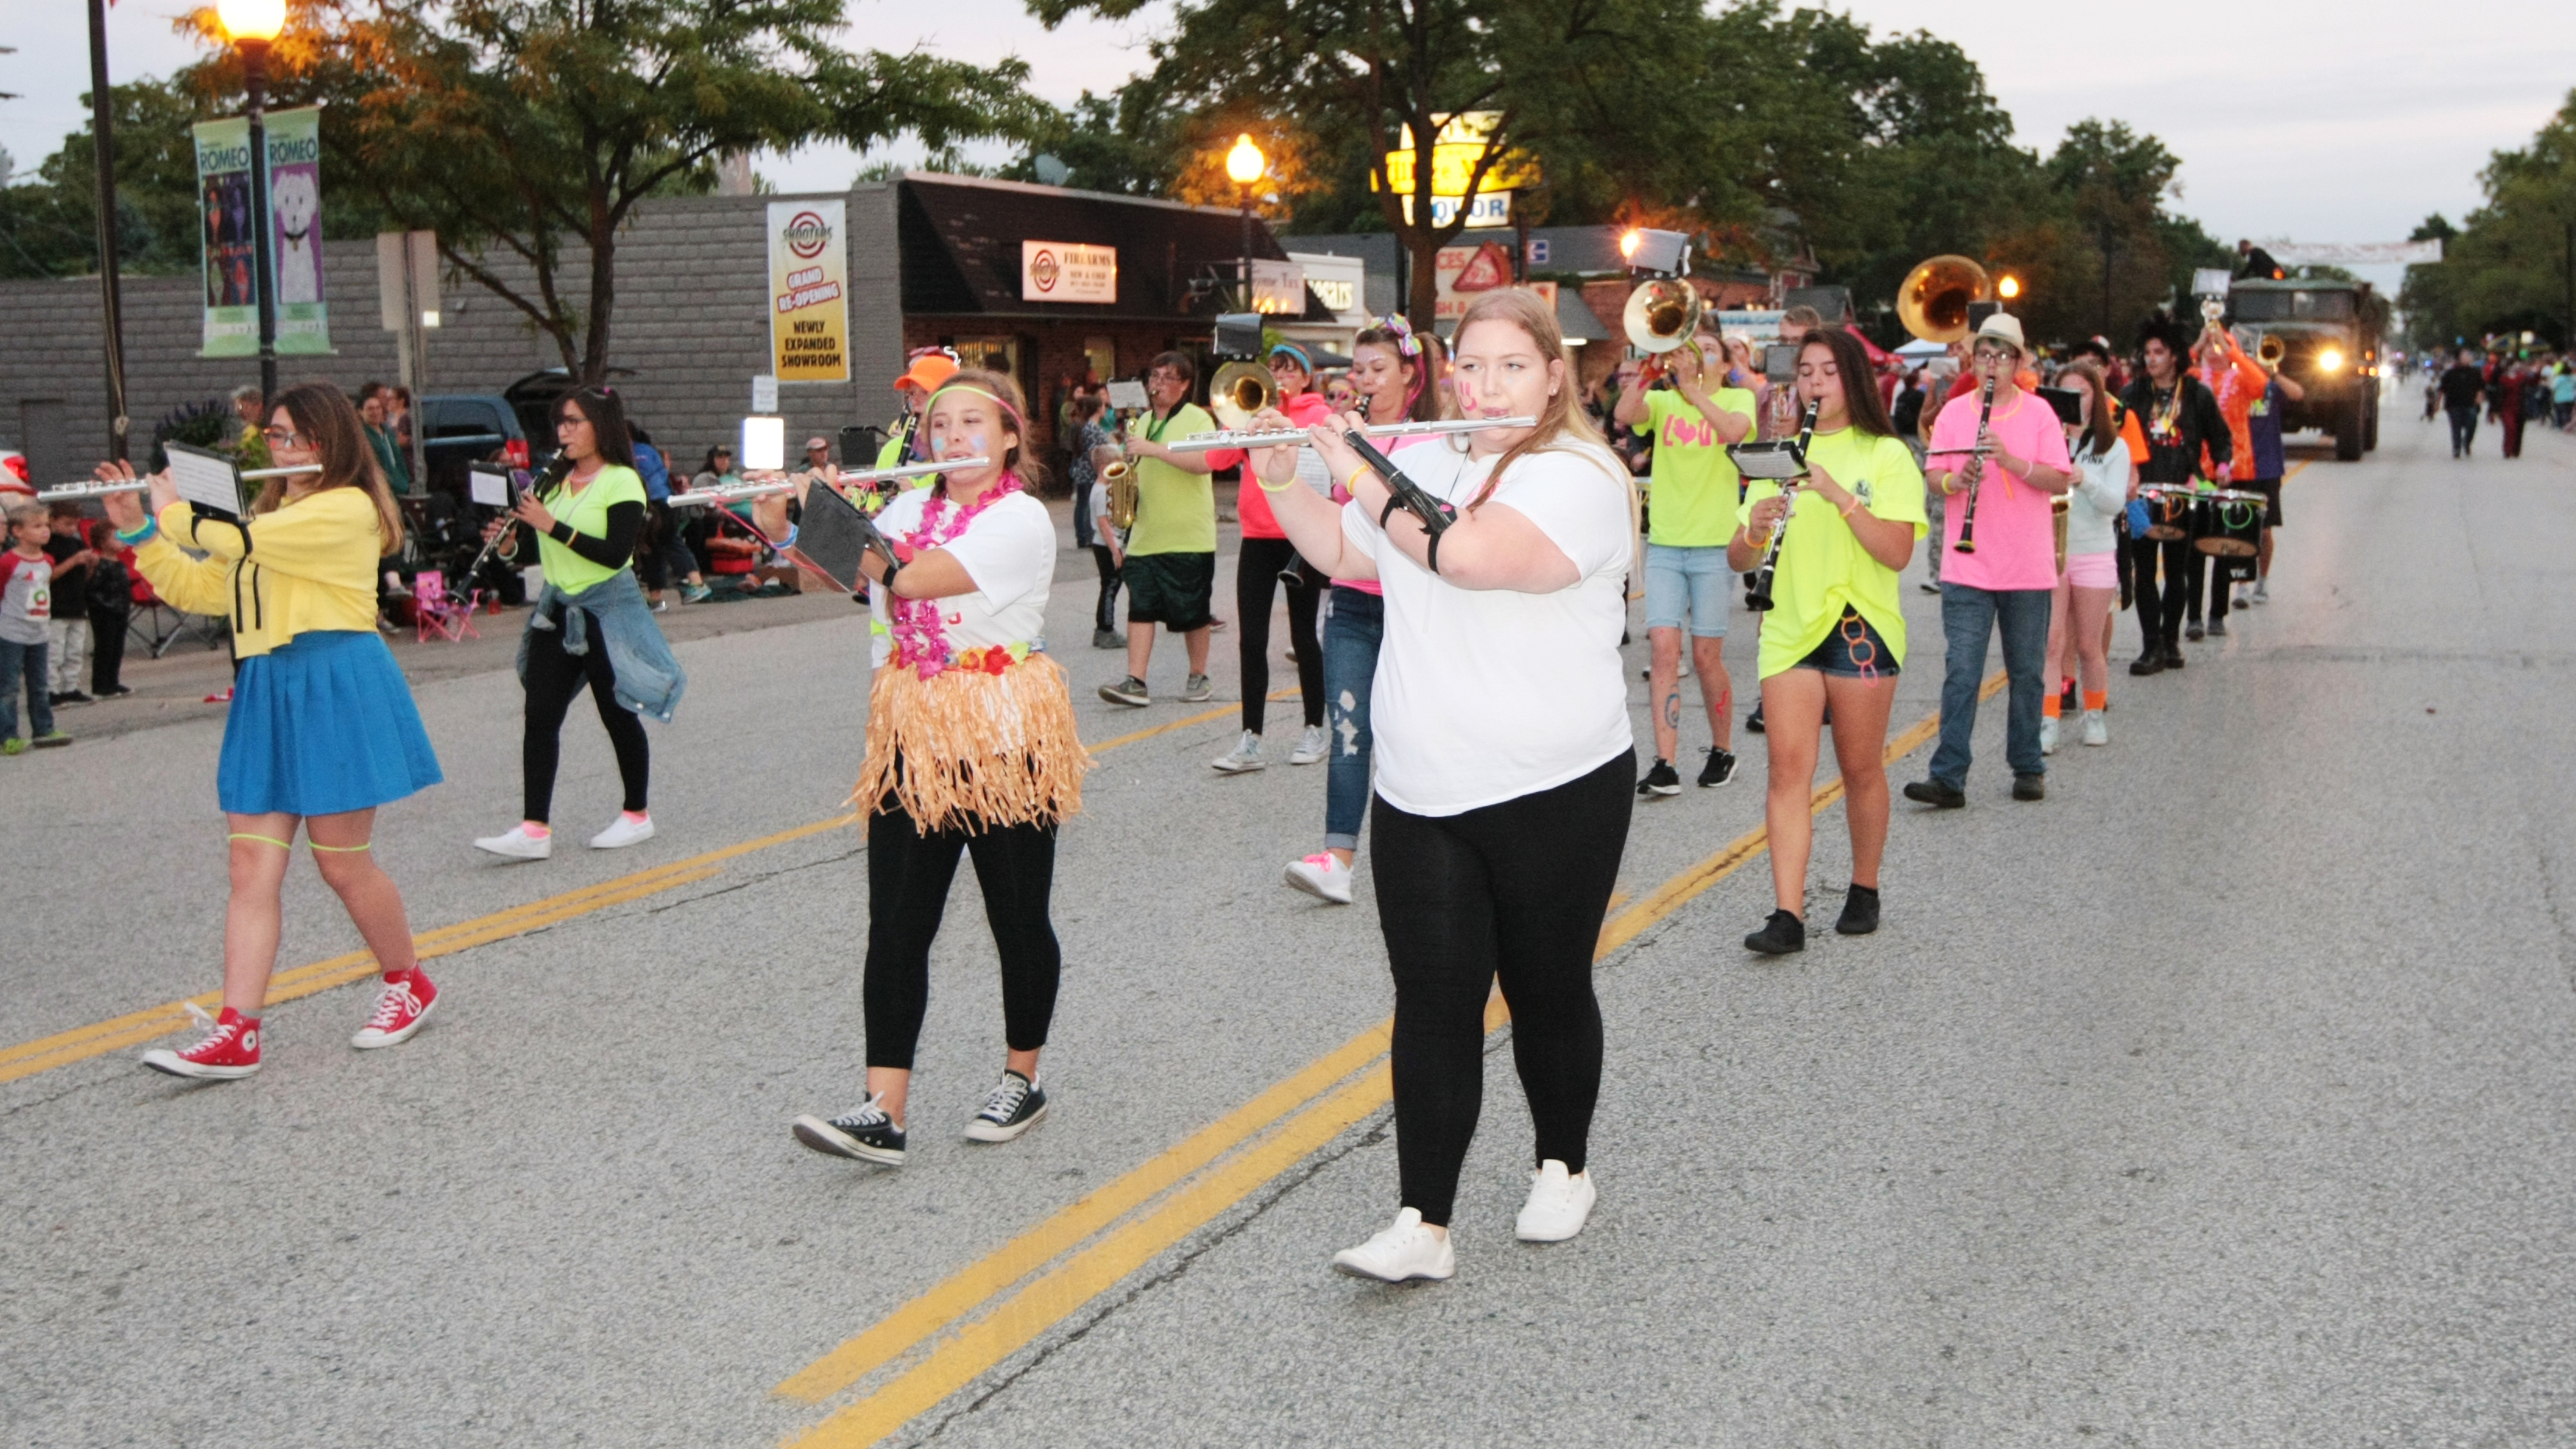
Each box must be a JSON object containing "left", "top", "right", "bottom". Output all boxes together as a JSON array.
[
  {"left": 2254, "top": 578, "right": 2270, "bottom": 604},
  {"left": 473, "top": 824, "right": 552, "bottom": 860},
  {"left": 1288, "top": 723, "right": 1329, "bottom": 765},
  {"left": 1212, "top": 731, "right": 1266, "bottom": 773},
  {"left": 2081, "top": 709, "right": 2109, "bottom": 747},
  {"left": 1515, "top": 1160, "right": 1598, "bottom": 1242},
  {"left": 1283, "top": 851, "right": 1354, "bottom": 904},
  {"left": 2232, "top": 585, "right": 2252, "bottom": 610},
  {"left": 1331, "top": 1207, "right": 1455, "bottom": 1282},
  {"left": 2039, "top": 716, "right": 2060, "bottom": 755},
  {"left": 588, "top": 812, "right": 655, "bottom": 849}
]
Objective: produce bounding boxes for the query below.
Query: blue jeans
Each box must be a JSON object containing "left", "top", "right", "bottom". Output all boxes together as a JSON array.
[
  {"left": 1322, "top": 587, "right": 1383, "bottom": 851},
  {"left": 1930, "top": 583, "right": 2051, "bottom": 786},
  {"left": 1642, "top": 543, "right": 1730, "bottom": 636},
  {"left": 0, "top": 638, "right": 53, "bottom": 741}
]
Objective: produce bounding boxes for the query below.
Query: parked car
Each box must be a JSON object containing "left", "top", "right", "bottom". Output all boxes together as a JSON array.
[
  {"left": 502, "top": 366, "right": 638, "bottom": 448},
  {"left": 416, "top": 393, "right": 530, "bottom": 499}
]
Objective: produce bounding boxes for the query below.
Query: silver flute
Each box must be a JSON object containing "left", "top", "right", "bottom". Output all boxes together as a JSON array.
[
  {"left": 36, "top": 462, "right": 320, "bottom": 504},
  {"left": 666, "top": 482, "right": 795, "bottom": 508},
  {"left": 809, "top": 456, "right": 990, "bottom": 486},
  {"left": 1159, "top": 417, "right": 1537, "bottom": 453}
]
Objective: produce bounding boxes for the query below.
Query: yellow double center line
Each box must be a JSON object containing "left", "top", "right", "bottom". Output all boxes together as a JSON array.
[
  {"left": 772, "top": 672, "right": 2004, "bottom": 1448},
  {"left": 0, "top": 694, "right": 1282, "bottom": 1087}
]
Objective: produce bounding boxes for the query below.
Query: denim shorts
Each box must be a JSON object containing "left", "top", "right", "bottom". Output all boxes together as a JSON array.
[
  {"left": 1643, "top": 542, "right": 1730, "bottom": 637},
  {"left": 1792, "top": 608, "right": 1898, "bottom": 678}
]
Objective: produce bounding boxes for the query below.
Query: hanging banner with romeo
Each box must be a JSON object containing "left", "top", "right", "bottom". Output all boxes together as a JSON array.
[
  {"left": 767, "top": 200, "right": 851, "bottom": 383},
  {"left": 192, "top": 105, "right": 333, "bottom": 359}
]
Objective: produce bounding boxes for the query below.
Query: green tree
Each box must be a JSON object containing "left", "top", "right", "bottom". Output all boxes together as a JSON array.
[
  {"left": 175, "top": 0, "right": 1045, "bottom": 380},
  {"left": 0, "top": 80, "right": 228, "bottom": 280},
  {"left": 2407, "top": 93, "right": 2576, "bottom": 350}
]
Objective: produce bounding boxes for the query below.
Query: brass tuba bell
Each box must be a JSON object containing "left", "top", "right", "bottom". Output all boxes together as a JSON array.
[
  {"left": 1622, "top": 277, "right": 1704, "bottom": 356},
  {"left": 1895, "top": 254, "right": 1991, "bottom": 344},
  {"left": 1208, "top": 361, "right": 1279, "bottom": 430}
]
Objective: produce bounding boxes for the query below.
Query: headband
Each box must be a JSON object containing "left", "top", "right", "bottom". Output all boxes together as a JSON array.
[
  {"left": 1268, "top": 341, "right": 1313, "bottom": 372},
  {"left": 921, "top": 383, "right": 1028, "bottom": 458}
]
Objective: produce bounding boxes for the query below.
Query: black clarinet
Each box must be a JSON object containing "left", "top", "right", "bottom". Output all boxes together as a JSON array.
[
  {"left": 1952, "top": 372, "right": 1997, "bottom": 555},
  {"left": 1746, "top": 400, "right": 1821, "bottom": 613},
  {"left": 465, "top": 451, "right": 573, "bottom": 583},
  {"left": 1341, "top": 429, "right": 1456, "bottom": 574}
]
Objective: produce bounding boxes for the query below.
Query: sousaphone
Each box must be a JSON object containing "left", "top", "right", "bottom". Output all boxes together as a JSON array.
[{"left": 1896, "top": 254, "right": 1991, "bottom": 344}]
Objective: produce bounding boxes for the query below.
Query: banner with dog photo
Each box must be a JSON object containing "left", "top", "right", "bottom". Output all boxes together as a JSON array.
[{"left": 193, "top": 106, "right": 333, "bottom": 359}]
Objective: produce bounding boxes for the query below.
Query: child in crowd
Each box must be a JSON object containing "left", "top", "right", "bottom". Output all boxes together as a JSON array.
[
  {"left": 86, "top": 521, "right": 135, "bottom": 698},
  {"left": 44, "top": 502, "right": 98, "bottom": 705},
  {"left": 2, "top": 501, "right": 75, "bottom": 753}
]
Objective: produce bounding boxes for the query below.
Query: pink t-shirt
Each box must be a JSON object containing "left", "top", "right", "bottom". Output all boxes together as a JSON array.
[
  {"left": 1926, "top": 387, "right": 2072, "bottom": 592},
  {"left": 1220, "top": 391, "right": 1335, "bottom": 540}
]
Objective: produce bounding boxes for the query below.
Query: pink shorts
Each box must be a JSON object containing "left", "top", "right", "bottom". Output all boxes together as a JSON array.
[{"left": 2062, "top": 551, "right": 2118, "bottom": 589}]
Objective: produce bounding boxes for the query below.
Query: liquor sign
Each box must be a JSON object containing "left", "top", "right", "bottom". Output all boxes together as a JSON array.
[
  {"left": 1021, "top": 240, "right": 1117, "bottom": 303},
  {"left": 1433, "top": 242, "right": 1555, "bottom": 322},
  {"left": 1401, "top": 191, "right": 1512, "bottom": 230},
  {"left": 1378, "top": 111, "right": 1541, "bottom": 199},
  {"left": 768, "top": 200, "right": 851, "bottom": 382},
  {"left": 1250, "top": 258, "right": 1307, "bottom": 315},
  {"left": 193, "top": 106, "right": 333, "bottom": 359}
]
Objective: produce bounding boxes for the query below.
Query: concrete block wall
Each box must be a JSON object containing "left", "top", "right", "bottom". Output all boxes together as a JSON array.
[{"left": 2, "top": 186, "right": 915, "bottom": 483}]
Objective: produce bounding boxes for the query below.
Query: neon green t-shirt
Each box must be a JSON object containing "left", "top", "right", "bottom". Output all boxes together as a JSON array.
[
  {"left": 1125, "top": 404, "right": 1219, "bottom": 557},
  {"left": 535, "top": 464, "right": 646, "bottom": 594},
  {"left": 1634, "top": 387, "right": 1757, "bottom": 547},
  {"left": 1736, "top": 428, "right": 1927, "bottom": 679}
]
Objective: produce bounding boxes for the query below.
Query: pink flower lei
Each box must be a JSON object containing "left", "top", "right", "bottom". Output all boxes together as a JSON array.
[{"left": 886, "top": 470, "right": 1025, "bottom": 679}]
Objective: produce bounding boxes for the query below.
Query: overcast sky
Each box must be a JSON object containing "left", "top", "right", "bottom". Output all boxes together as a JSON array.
[{"left": 9, "top": 0, "right": 2571, "bottom": 299}]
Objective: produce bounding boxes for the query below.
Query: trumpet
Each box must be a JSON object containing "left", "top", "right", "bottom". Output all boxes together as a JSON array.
[
  {"left": 1160, "top": 416, "right": 1537, "bottom": 453},
  {"left": 2256, "top": 333, "right": 2287, "bottom": 369}
]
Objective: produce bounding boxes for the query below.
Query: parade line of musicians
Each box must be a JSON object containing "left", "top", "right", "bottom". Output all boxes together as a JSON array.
[{"left": 26, "top": 289, "right": 2295, "bottom": 1285}]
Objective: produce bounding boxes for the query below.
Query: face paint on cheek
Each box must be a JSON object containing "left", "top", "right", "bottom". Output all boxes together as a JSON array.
[{"left": 970, "top": 434, "right": 989, "bottom": 459}]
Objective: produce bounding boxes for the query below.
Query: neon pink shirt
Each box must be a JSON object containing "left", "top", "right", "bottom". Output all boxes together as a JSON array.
[
  {"left": 1926, "top": 387, "right": 2072, "bottom": 592},
  {"left": 1216, "top": 391, "right": 1335, "bottom": 540}
]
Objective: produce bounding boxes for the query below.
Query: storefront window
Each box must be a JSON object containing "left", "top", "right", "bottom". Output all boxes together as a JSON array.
[
  {"left": 1083, "top": 337, "right": 1116, "bottom": 386},
  {"left": 953, "top": 337, "right": 1020, "bottom": 379}
]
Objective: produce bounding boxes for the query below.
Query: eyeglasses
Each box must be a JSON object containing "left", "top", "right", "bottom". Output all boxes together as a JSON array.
[
  {"left": 1972, "top": 345, "right": 2016, "bottom": 362},
  {"left": 262, "top": 426, "right": 306, "bottom": 447}
]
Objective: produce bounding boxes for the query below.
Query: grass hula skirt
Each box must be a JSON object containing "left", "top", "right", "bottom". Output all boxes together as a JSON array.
[{"left": 850, "top": 650, "right": 1091, "bottom": 832}]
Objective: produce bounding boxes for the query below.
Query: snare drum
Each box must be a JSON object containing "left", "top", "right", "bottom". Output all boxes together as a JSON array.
[
  {"left": 2192, "top": 489, "right": 2266, "bottom": 558},
  {"left": 2139, "top": 486, "right": 2194, "bottom": 541}
]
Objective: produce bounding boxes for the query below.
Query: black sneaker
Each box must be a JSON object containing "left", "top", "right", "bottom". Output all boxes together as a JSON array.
[
  {"left": 1746, "top": 702, "right": 1766, "bottom": 734},
  {"left": 2207, "top": 617, "right": 2227, "bottom": 637},
  {"left": 94, "top": 684, "right": 134, "bottom": 698},
  {"left": 1091, "top": 627, "right": 1121, "bottom": 650},
  {"left": 964, "top": 1070, "right": 1049, "bottom": 1143},
  {"left": 1637, "top": 758, "right": 1682, "bottom": 798},
  {"left": 1902, "top": 778, "right": 1966, "bottom": 809},
  {"left": 1744, "top": 909, "right": 1806, "bottom": 956},
  {"left": 2013, "top": 772, "right": 2046, "bottom": 801},
  {"left": 793, "top": 1096, "right": 907, "bottom": 1165},
  {"left": 2128, "top": 652, "right": 2164, "bottom": 677},
  {"left": 1099, "top": 676, "right": 1150, "bottom": 707},
  {"left": 1835, "top": 884, "right": 1880, "bottom": 935},
  {"left": 2163, "top": 644, "right": 2185, "bottom": 670},
  {"left": 2185, "top": 620, "right": 2205, "bottom": 642},
  {"left": 1696, "top": 747, "right": 1738, "bottom": 788}
]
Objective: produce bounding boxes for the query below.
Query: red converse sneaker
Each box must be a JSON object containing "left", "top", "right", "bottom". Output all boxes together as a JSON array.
[
  {"left": 351, "top": 970, "right": 437, "bottom": 1049},
  {"left": 142, "top": 1005, "right": 262, "bottom": 1080}
]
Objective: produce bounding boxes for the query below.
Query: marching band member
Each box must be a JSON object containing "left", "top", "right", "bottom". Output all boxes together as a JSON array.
[
  {"left": 1208, "top": 342, "right": 1332, "bottom": 774},
  {"left": 1729, "top": 329, "right": 1926, "bottom": 955},
  {"left": 473, "top": 387, "right": 685, "bottom": 861},
  {"left": 1251, "top": 288, "right": 1637, "bottom": 1281},
  {"left": 1283, "top": 316, "right": 1443, "bottom": 904},
  {"left": 794, "top": 369, "right": 1089, "bottom": 1166},
  {"left": 2185, "top": 323, "right": 2268, "bottom": 639},
  {"left": 2234, "top": 345, "right": 2305, "bottom": 612},
  {"left": 2119, "top": 317, "right": 2231, "bottom": 674},
  {"left": 2041, "top": 361, "right": 2135, "bottom": 752},
  {"left": 96, "top": 383, "right": 445, "bottom": 1080},
  {"left": 1905, "top": 313, "right": 2072, "bottom": 808},
  {"left": 1098, "top": 352, "right": 1219, "bottom": 708},
  {"left": 877, "top": 348, "right": 959, "bottom": 468},
  {"left": 1615, "top": 332, "right": 1753, "bottom": 797}
]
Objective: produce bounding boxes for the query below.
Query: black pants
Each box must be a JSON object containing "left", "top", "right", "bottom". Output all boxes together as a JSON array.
[
  {"left": 1235, "top": 536, "right": 1323, "bottom": 735},
  {"left": 862, "top": 799, "right": 1062, "bottom": 1071},
  {"left": 2447, "top": 404, "right": 2479, "bottom": 454},
  {"left": 522, "top": 611, "right": 650, "bottom": 823},
  {"left": 88, "top": 606, "right": 128, "bottom": 693},
  {"left": 1090, "top": 544, "right": 1120, "bottom": 634},
  {"left": 2127, "top": 535, "right": 2197, "bottom": 651},
  {"left": 1371, "top": 749, "right": 1633, "bottom": 1226}
]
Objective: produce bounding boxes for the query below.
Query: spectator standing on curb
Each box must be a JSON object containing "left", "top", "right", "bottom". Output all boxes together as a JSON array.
[
  {"left": 86, "top": 524, "right": 134, "bottom": 699},
  {"left": 2, "top": 501, "right": 74, "bottom": 752},
  {"left": 42, "top": 502, "right": 97, "bottom": 706}
]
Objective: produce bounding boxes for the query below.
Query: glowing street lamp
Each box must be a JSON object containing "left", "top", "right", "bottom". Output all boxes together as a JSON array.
[
  {"left": 218, "top": 0, "right": 289, "bottom": 405},
  {"left": 1997, "top": 273, "right": 2022, "bottom": 302},
  {"left": 1226, "top": 133, "right": 1266, "bottom": 310}
]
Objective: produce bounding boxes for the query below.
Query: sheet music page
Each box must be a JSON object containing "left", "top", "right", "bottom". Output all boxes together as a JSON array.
[
  {"left": 469, "top": 467, "right": 511, "bottom": 507},
  {"left": 165, "top": 445, "right": 242, "bottom": 515}
]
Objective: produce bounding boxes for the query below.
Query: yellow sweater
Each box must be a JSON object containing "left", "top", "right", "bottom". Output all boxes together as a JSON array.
[{"left": 132, "top": 489, "right": 381, "bottom": 660}]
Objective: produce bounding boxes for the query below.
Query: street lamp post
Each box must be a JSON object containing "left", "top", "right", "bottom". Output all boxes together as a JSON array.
[
  {"left": 1225, "top": 134, "right": 1266, "bottom": 312},
  {"left": 217, "top": 0, "right": 286, "bottom": 408}
]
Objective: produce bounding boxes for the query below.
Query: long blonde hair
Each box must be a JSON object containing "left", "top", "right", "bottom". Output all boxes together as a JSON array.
[
  {"left": 1447, "top": 288, "right": 1628, "bottom": 525},
  {"left": 257, "top": 382, "right": 405, "bottom": 554}
]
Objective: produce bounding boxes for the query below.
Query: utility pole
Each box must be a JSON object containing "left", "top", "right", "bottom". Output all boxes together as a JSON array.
[{"left": 87, "top": 0, "right": 129, "bottom": 461}]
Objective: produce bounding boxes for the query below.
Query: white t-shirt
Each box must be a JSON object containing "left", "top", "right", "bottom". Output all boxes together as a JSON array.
[
  {"left": 867, "top": 487, "right": 1056, "bottom": 669},
  {"left": 1340, "top": 437, "right": 1636, "bottom": 816}
]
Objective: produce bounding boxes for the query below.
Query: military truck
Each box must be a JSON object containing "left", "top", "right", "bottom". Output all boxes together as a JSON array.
[{"left": 2227, "top": 277, "right": 2390, "bottom": 461}]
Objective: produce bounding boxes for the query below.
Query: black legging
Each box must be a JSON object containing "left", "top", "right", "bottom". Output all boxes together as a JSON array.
[
  {"left": 862, "top": 798, "right": 1062, "bottom": 1071},
  {"left": 2126, "top": 535, "right": 2197, "bottom": 650},
  {"left": 1090, "top": 544, "right": 1121, "bottom": 634},
  {"left": 1370, "top": 749, "right": 1633, "bottom": 1226},
  {"left": 522, "top": 611, "right": 650, "bottom": 823},
  {"left": 1235, "top": 536, "right": 1323, "bottom": 735}
]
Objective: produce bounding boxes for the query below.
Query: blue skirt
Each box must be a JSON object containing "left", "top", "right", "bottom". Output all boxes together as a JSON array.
[{"left": 218, "top": 630, "right": 444, "bottom": 816}]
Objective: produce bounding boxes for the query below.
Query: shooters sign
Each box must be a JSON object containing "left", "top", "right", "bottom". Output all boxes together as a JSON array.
[{"left": 768, "top": 201, "right": 851, "bottom": 382}]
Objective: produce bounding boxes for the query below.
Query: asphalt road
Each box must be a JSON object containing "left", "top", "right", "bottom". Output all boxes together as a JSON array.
[{"left": 6, "top": 403, "right": 2573, "bottom": 1448}]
